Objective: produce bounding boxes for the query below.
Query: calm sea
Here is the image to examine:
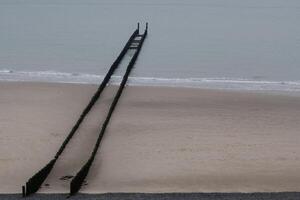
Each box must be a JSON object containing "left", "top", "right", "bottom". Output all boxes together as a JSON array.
[{"left": 1, "top": 0, "right": 300, "bottom": 91}]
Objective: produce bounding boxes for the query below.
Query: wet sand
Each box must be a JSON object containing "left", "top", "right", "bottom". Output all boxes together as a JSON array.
[{"left": 0, "top": 82, "right": 300, "bottom": 194}]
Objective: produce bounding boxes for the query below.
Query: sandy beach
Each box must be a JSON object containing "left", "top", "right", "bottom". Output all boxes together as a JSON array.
[{"left": 1, "top": 81, "right": 300, "bottom": 194}]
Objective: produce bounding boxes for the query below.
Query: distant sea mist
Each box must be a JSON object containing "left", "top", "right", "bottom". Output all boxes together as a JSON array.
[{"left": 1, "top": 0, "right": 300, "bottom": 90}]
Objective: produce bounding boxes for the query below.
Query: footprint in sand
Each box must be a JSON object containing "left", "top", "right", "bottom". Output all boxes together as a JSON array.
[
  {"left": 59, "top": 175, "right": 88, "bottom": 186},
  {"left": 59, "top": 175, "right": 74, "bottom": 181},
  {"left": 82, "top": 180, "right": 88, "bottom": 186}
]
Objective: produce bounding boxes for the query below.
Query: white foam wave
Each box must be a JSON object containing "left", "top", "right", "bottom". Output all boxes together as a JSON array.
[{"left": 1, "top": 69, "right": 300, "bottom": 92}]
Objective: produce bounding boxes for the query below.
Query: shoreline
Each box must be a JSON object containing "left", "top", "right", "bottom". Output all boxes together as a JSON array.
[
  {"left": 1, "top": 69, "right": 300, "bottom": 93},
  {"left": 1, "top": 81, "right": 300, "bottom": 193},
  {"left": 1, "top": 80, "right": 300, "bottom": 97}
]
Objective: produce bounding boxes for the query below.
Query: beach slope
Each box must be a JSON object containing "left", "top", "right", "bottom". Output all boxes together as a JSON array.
[{"left": 0, "top": 82, "right": 300, "bottom": 193}]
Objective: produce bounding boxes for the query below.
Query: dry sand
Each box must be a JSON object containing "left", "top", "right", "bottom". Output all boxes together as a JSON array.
[{"left": 0, "top": 82, "right": 300, "bottom": 194}]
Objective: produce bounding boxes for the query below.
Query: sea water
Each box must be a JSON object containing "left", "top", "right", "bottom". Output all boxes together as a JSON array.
[{"left": 0, "top": 0, "right": 300, "bottom": 91}]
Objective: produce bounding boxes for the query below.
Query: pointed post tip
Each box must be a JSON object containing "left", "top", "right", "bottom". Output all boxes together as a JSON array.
[{"left": 22, "top": 186, "right": 26, "bottom": 197}]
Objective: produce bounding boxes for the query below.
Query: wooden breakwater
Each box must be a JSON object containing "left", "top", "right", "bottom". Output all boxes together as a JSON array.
[
  {"left": 70, "top": 24, "right": 148, "bottom": 196},
  {"left": 22, "top": 23, "right": 148, "bottom": 197}
]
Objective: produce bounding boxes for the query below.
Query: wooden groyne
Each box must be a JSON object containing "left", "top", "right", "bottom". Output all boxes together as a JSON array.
[
  {"left": 22, "top": 23, "right": 148, "bottom": 197},
  {"left": 70, "top": 24, "right": 148, "bottom": 196}
]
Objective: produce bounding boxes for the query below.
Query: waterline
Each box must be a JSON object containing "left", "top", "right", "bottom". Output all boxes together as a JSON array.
[{"left": 1, "top": 69, "right": 300, "bottom": 92}]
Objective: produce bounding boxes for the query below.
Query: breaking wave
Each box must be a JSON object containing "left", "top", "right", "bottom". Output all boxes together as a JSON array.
[{"left": 1, "top": 69, "right": 300, "bottom": 92}]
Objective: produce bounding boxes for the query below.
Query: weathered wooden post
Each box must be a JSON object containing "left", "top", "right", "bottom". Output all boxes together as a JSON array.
[
  {"left": 137, "top": 22, "right": 140, "bottom": 33},
  {"left": 22, "top": 186, "right": 26, "bottom": 197},
  {"left": 146, "top": 22, "right": 148, "bottom": 31}
]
